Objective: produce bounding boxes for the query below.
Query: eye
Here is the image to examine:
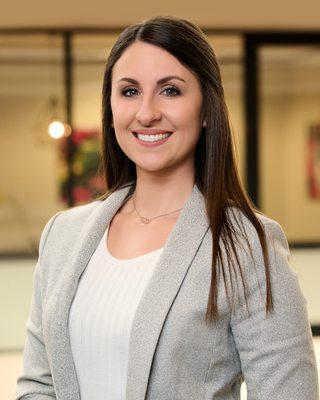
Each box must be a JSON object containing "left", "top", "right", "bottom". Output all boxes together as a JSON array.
[
  {"left": 121, "top": 88, "right": 138, "bottom": 97},
  {"left": 121, "top": 85, "right": 181, "bottom": 98},
  {"left": 162, "top": 86, "right": 181, "bottom": 97}
]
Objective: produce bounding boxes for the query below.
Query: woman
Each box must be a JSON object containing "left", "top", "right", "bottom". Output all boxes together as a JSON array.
[{"left": 16, "top": 15, "right": 319, "bottom": 400}]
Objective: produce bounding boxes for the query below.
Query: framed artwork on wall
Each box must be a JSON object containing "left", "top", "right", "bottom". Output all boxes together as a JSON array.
[
  {"left": 59, "top": 129, "right": 105, "bottom": 205},
  {"left": 307, "top": 123, "right": 320, "bottom": 199}
]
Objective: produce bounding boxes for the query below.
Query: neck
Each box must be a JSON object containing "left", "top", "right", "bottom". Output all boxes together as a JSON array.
[{"left": 128, "top": 176, "right": 195, "bottom": 218}]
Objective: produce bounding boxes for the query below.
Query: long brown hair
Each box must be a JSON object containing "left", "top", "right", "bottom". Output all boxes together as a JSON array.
[{"left": 97, "top": 15, "right": 273, "bottom": 325}]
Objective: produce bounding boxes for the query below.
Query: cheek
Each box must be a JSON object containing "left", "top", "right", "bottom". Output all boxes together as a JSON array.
[
  {"left": 169, "top": 103, "right": 202, "bottom": 150},
  {"left": 110, "top": 97, "right": 132, "bottom": 125},
  {"left": 168, "top": 102, "right": 202, "bottom": 134}
]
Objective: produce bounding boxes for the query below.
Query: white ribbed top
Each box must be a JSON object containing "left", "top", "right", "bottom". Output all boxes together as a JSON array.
[{"left": 68, "top": 223, "right": 163, "bottom": 400}]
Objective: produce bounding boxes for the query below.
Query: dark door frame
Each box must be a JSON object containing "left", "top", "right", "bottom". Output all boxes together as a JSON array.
[{"left": 244, "top": 32, "right": 320, "bottom": 237}]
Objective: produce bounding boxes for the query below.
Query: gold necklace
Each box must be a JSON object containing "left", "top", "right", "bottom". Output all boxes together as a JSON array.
[{"left": 132, "top": 193, "right": 183, "bottom": 224}]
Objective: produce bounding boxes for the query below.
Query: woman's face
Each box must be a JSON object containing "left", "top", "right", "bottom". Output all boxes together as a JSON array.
[{"left": 110, "top": 41, "right": 204, "bottom": 176}]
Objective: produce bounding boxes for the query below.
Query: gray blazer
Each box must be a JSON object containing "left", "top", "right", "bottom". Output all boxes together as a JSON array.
[{"left": 16, "top": 183, "right": 319, "bottom": 400}]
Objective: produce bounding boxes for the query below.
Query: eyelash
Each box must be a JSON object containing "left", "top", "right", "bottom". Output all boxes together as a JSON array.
[{"left": 121, "top": 86, "right": 181, "bottom": 98}]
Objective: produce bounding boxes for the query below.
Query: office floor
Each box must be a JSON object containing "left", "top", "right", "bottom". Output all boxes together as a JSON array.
[{"left": 2, "top": 338, "right": 320, "bottom": 399}]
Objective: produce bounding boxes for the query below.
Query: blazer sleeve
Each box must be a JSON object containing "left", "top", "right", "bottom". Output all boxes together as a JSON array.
[
  {"left": 16, "top": 212, "right": 62, "bottom": 400},
  {"left": 230, "top": 219, "right": 319, "bottom": 400}
]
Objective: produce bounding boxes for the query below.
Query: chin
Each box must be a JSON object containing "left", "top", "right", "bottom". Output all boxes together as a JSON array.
[{"left": 135, "top": 160, "right": 174, "bottom": 173}]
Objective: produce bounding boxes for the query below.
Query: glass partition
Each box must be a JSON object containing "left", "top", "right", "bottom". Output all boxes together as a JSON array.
[
  {"left": 259, "top": 45, "right": 320, "bottom": 242},
  {"left": 0, "top": 34, "right": 65, "bottom": 255}
]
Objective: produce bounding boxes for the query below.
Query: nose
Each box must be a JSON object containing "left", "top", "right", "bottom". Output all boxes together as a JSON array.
[{"left": 135, "top": 95, "right": 161, "bottom": 126}]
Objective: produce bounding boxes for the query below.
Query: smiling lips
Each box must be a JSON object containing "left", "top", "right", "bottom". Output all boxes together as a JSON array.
[
  {"left": 133, "top": 129, "right": 173, "bottom": 135},
  {"left": 132, "top": 129, "right": 173, "bottom": 147}
]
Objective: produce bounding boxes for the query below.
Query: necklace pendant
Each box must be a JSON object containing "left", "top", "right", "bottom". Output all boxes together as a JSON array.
[{"left": 140, "top": 217, "right": 151, "bottom": 224}]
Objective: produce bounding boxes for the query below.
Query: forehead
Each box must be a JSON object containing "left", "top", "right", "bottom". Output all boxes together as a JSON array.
[{"left": 112, "top": 41, "right": 192, "bottom": 81}]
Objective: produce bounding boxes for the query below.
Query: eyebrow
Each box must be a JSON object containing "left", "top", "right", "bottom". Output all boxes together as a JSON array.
[{"left": 117, "top": 75, "right": 186, "bottom": 85}]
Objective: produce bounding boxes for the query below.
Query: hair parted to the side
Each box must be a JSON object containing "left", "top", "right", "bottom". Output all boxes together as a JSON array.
[{"left": 96, "top": 15, "right": 274, "bottom": 325}]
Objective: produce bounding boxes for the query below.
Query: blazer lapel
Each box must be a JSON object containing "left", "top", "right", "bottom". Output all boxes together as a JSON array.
[
  {"left": 46, "top": 182, "right": 210, "bottom": 400},
  {"left": 46, "top": 185, "right": 133, "bottom": 400},
  {"left": 125, "top": 184, "right": 210, "bottom": 400}
]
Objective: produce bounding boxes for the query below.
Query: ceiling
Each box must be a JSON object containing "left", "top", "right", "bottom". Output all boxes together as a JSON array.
[{"left": 1, "top": 0, "right": 320, "bottom": 30}]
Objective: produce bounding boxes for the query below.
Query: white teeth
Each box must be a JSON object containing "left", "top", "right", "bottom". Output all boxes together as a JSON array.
[{"left": 136, "top": 133, "right": 171, "bottom": 142}]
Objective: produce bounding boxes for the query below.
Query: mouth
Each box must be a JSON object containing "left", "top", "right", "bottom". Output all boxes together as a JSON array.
[
  {"left": 132, "top": 132, "right": 173, "bottom": 138},
  {"left": 132, "top": 131, "right": 173, "bottom": 147}
]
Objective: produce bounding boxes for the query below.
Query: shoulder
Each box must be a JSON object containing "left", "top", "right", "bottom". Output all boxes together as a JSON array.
[
  {"left": 226, "top": 204, "right": 281, "bottom": 229},
  {"left": 225, "top": 205, "right": 289, "bottom": 253},
  {"left": 223, "top": 206, "right": 292, "bottom": 297},
  {"left": 37, "top": 200, "right": 103, "bottom": 258},
  {"left": 53, "top": 200, "right": 102, "bottom": 230},
  {"left": 39, "top": 184, "right": 133, "bottom": 255}
]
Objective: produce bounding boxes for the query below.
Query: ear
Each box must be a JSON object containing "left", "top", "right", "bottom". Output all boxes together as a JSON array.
[{"left": 202, "top": 120, "right": 206, "bottom": 127}]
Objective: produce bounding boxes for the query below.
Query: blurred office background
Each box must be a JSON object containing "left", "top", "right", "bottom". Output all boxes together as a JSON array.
[{"left": 0, "top": 1, "right": 320, "bottom": 398}]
